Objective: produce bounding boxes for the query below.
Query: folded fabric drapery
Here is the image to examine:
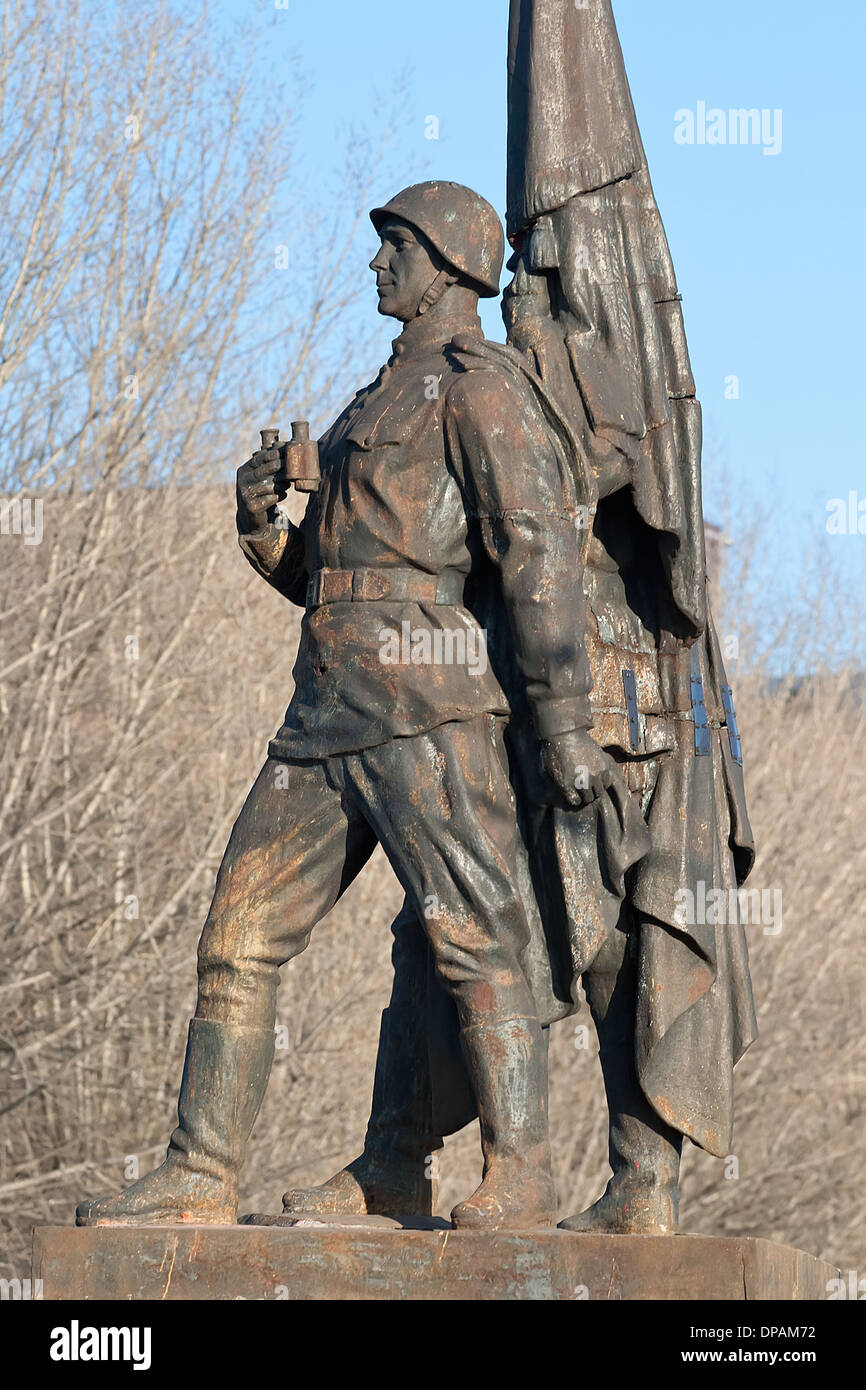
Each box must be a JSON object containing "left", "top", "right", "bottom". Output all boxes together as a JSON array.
[{"left": 502, "top": 0, "right": 758, "bottom": 1156}]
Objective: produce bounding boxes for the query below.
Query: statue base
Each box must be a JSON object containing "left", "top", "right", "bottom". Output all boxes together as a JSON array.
[{"left": 32, "top": 1222, "right": 837, "bottom": 1300}]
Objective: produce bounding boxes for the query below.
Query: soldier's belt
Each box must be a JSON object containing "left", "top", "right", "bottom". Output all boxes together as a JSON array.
[{"left": 306, "top": 566, "right": 465, "bottom": 609}]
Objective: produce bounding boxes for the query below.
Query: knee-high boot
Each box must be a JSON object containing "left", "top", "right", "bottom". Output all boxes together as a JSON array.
[
  {"left": 282, "top": 911, "right": 447, "bottom": 1218},
  {"left": 282, "top": 1003, "right": 445, "bottom": 1218},
  {"left": 559, "top": 1003, "right": 682, "bottom": 1234},
  {"left": 451, "top": 1016, "right": 557, "bottom": 1230},
  {"left": 76, "top": 1018, "right": 275, "bottom": 1226}
]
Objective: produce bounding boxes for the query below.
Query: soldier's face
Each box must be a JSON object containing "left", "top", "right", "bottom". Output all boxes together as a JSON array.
[{"left": 370, "top": 217, "right": 442, "bottom": 322}]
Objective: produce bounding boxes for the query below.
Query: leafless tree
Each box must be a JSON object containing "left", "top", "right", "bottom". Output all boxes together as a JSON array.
[{"left": 0, "top": 0, "right": 401, "bottom": 1271}]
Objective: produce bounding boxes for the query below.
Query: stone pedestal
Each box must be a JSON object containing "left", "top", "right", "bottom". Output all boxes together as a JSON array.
[{"left": 32, "top": 1223, "right": 837, "bottom": 1301}]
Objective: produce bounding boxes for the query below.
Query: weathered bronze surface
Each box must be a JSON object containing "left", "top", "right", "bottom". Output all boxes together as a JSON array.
[
  {"left": 74, "top": 0, "right": 758, "bottom": 1247},
  {"left": 36, "top": 1227, "right": 837, "bottom": 1302},
  {"left": 282, "top": 0, "right": 757, "bottom": 1237},
  {"left": 259, "top": 422, "right": 321, "bottom": 493}
]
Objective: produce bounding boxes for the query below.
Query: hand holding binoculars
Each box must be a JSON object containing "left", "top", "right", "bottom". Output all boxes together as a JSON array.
[{"left": 259, "top": 422, "right": 320, "bottom": 493}]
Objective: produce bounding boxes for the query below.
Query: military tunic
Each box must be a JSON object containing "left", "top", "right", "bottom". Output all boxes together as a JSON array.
[
  {"left": 239, "top": 310, "right": 592, "bottom": 757},
  {"left": 198, "top": 309, "right": 597, "bottom": 1048}
]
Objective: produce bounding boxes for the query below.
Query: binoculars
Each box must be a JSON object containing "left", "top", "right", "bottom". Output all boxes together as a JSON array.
[{"left": 259, "top": 422, "right": 320, "bottom": 493}]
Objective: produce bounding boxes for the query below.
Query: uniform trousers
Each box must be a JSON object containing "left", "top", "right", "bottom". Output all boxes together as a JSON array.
[{"left": 195, "top": 715, "right": 538, "bottom": 1036}]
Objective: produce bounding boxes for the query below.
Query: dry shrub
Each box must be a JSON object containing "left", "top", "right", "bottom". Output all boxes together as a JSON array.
[{"left": 0, "top": 0, "right": 402, "bottom": 1275}]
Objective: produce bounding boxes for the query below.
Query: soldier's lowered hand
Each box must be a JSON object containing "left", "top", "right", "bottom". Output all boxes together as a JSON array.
[
  {"left": 236, "top": 447, "right": 286, "bottom": 532},
  {"left": 541, "top": 729, "right": 617, "bottom": 810}
]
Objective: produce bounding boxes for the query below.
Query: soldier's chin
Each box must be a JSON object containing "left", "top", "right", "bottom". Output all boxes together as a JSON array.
[{"left": 375, "top": 288, "right": 402, "bottom": 319}]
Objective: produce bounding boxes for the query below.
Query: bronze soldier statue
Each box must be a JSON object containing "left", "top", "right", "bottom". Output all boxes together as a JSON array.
[
  {"left": 77, "top": 1, "right": 758, "bottom": 1239},
  {"left": 77, "top": 180, "right": 614, "bottom": 1232},
  {"left": 280, "top": 0, "right": 759, "bottom": 1236}
]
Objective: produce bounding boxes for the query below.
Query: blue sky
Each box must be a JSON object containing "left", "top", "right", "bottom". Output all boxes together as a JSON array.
[{"left": 219, "top": 0, "right": 865, "bottom": 650}]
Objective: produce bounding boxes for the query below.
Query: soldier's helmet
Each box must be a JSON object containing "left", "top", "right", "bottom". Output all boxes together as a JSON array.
[{"left": 370, "top": 181, "right": 504, "bottom": 298}]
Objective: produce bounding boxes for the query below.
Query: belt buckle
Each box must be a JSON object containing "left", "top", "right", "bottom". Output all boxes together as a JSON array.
[{"left": 353, "top": 568, "right": 389, "bottom": 600}]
